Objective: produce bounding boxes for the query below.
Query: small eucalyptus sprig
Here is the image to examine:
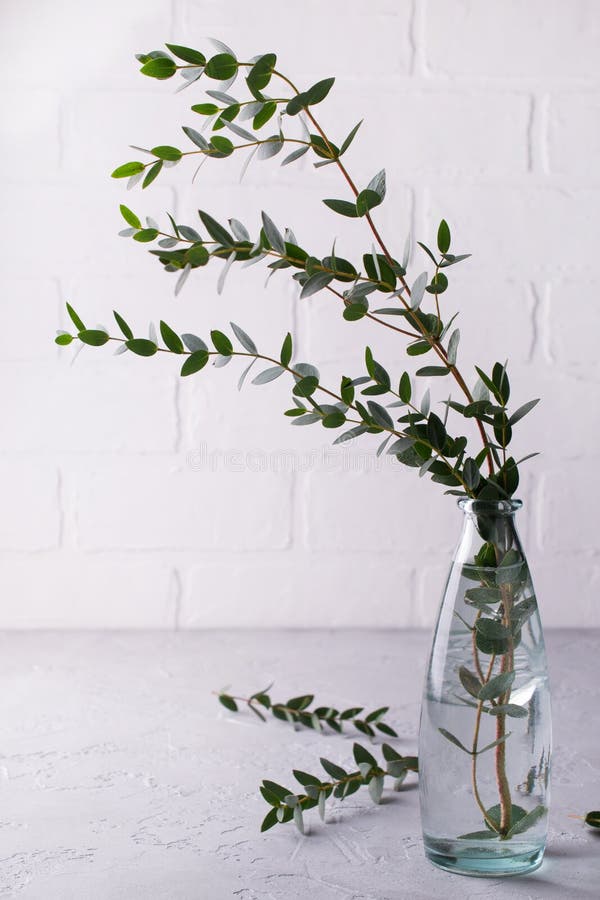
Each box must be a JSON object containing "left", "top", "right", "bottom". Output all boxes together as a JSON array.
[
  {"left": 216, "top": 684, "right": 398, "bottom": 737},
  {"left": 260, "top": 742, "right": 418, "bottom": 833}
]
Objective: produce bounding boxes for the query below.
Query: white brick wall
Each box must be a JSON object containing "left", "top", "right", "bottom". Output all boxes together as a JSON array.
[{"left": 0, "top": 0, "right": 598, "bottom": 628}]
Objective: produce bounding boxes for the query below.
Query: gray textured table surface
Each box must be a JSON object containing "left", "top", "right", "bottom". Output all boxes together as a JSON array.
[{"left": 0, "top": 630, "right": 598, "bottom": 899}]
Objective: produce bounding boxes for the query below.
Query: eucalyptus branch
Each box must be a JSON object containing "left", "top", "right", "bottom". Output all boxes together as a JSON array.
[
  {"left": 102, "top": 42, "right": 542, "bottom": 498},
  {"left": 216, "top": 685, "right": 398, "bottom": 738},
  {"left": 108, "top": 42, "right": 544, "bottom": 484},
  {"left": 56, "top": 311, "right": 479, "bottom": 498},
  {"left": 259, "top": 742, "right": 418, "bottom": 834}
]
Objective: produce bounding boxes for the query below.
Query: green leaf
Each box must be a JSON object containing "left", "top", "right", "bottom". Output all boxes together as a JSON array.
[
  {"left": 322, "top": 411, "right": 346, "bottom": 428},
  {"left": 293, "top": 770, "right": 321, "bottom": 787},
  {"left": 489, "top": 703, "right": 528, "bottom": 718},
  {"left": 353, "top": 743, "right": 377, "bottom": 767},
  {"left": 261, "top": 211, "right": 285, "bottom": 254},
  {"left": 293, "top": 375, "right": 319, "bottom": 397},
  {"left": 218, "top": 693, "right": 238, "bottom": 712},
  {"left": 246, "top": 53, "right": 276, "bottom": 92},
  {"left": 113, "top": 311, "right": 133, "bottom": 340},
  {"left": 427, "top": 413, "right": 446, "bottom": 451},
  {"left": 476, "top": 733, "right": 512, "bottom": 755},
  {"left": 410, "top": 271, "right": 428, "bottom": 309},
  {"left": 416, "top": 366, "right": 449, "bottom": 377},
  {"left": 463, "top": 458, "right": 480, "bottom": 491},
  {"left": 323, "top": 198, "right": 358, "bottom": 218},
  {"left": 485, "top": 803, "right": 527, "bottom": 833},
  {"left": 260, "top": 785, "right": 281, "bottom": 805},
  {"left": 186, "top": 244, "right": 210, "bottom": 266},
  {"left": 367, "top": 401, "right": 393, "bottom": 429},
  {"left": 252, "top": 366, "right": 284, "bottom": 385},
  {"left": 111, "top": 161, "right": 145, "bottom": 179},
  {"left": 281, "top": 145, "right": 309, "bottom": 166},
  {"left": 365, "top": 706, "right": 389, "bottom": 723},
  {"left": 493, "top": 361, "right": 510, "bottom": 403},
  {"left": 182, "top": 333, "right": 208, "bottom": 352},
  {"left": 211, "top": 330, "right": 233, "bottom": 355},
  {"left": 133, "top": 228, "right": 158, "bottom": 243},
  {"left": 340, "top": 120, "right": 362, "bottom": 155},
  {"left": 478, "top": 670, "right": 515, "bottom": 701},
  {"left": 306, "top": 77, "right": 335, "bottom": 105},
  {"left": 119, "top": 204, "right": 141, "bottom": 229},
  {"left": 508, "top": 398, "right": 540, "bottom": 426},
  {"left": 300, "top": 272, "right": 334, "bottom": 298},
  {"left": 457, "top": 830, "right": 497, "bottom": 840},
  {"left": 320, "top": 758, "right": 347, "bottom": 780},
  {"left": 426, "top": 272, "right": 449, "bottom": 294},
  {"left": 366, "top": 169, "right": 386, "bottom": 200},
  {"left": 181, "top": 350, "right": 209, "bottom": 375},
  {"left": 260, "top": 808, "right": 279, "bottom": 832},
  {"left": 230, "top": 322, "right": 258, "bottom": 354},
  {"left": 377, "top": 724, "right": 398, "bottom": 740},
  {"left": 78, "top": 329, "right": 109, "bottom": 347},
  {"left": 198, "top": 210, "right": 234, "bottom": 246},
  {"left": 286, "top": 694, "right": 314, "bottom": 710},
  {"left": 66, "top": 303, "right": 85, "bottom": 331},
  {"left": 280, "top": 332, "right": 292, "bottom": 367},
  {"left": 381, "top": 743, "right": 402, "bottom": 763},
  {"left": 447, "top": 328, "right": 460, "bottom": 366},
  {"left": 191, "top": 103, "right": 220, "bottom": 116},
  {"left": 438, "top": 727, "right": 471, "bottom": 754},
  {"left": 126, "top": 338, "right": 158, "bottom": 357},
  {"left": 585, "top": 811, "right": 600, "bottom": 828},
  {"left": 55, "top": 333, "right": 73, "bottom": 346},
  {"left": 253, "top": 101, "right": 277, "bottom": 130},
  {"left": 142, "top": 160, "right": 162, "bottom": 189},
  {"left": 506, "top": 805, "right": 546, "bottom": 838},
  {"left": 262, "top": 780, "right": 291, "bottom": 802},
  {"left": 475, "top": 618, "right": 511, "bottom": 655},
  {"left": 160, "top": 321, "right": 184, "bottom": 354},
  {"left": 407, "top": 340, "right": 431, "bottom": 356},
  {"left": 475, "top": 366, "right": 503, "bottom": 403},
  {"left": 356, "top": 189, "right": 382, "bottom": 217},
  {"left": 209, "top": 135, "right": 234, "bottom": 157},
  {"left": 151, "top": 145, "right": 182, "bottom": 161},
  {"left": 140, "top": 57, "right": 176, "bottom": 79},
  {"left": 458, "top": 666, "right": 482, "bottom": 699},
  {"left": 399, "top": 372, "right": 412, "bottom": 403},
  {"left": 205, "top": 53, "right": 238, "bottom": 81},
  {"left": 437, "top": 219, "right": 451, "bottom": 254},
  {"left": 465, "top": 586, "right": 503, "bottom": 606},
  {"left": 165, "top": 43, "right": 206, "bottom": 65}
]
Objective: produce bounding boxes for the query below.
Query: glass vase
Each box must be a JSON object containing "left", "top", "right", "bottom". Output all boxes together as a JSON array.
[{"left": 419, "top": 499, "right": 551, "bottom": 877}]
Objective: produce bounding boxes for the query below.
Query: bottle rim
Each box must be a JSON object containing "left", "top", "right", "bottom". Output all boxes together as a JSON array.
[{"left": 458, "top": 498, "right": 522, "bottom": 515}]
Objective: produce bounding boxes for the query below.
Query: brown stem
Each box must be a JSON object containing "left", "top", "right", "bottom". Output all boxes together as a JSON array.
[
  {"left": 496, "top": 583, "right": 515, "bottom": 836},
  {"left": 298, "top": 103, "right": 495, "bottom": 475},
  {"left": 471, "top": 653, "right": 500, "bottom": 833}
]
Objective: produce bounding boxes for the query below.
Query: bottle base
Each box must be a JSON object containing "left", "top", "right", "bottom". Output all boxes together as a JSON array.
[{"left": 424, "top": 837, "right": 545, "bottom": 878}]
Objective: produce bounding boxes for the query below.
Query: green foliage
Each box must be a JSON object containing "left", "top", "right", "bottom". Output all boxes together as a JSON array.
[
  {"left": 111, "top": 161, "right": 145, "bottom": 178},
  {"left": 260, "top": 741, "right": 418, "bottom": 832},
  {"left": 585, "top": 810, "right": 600, "bottom": 828},
  {"left": 213, "top": 683, "right": 398, "bottom": 738},
  {"left": 140, "top": 56, "right": 177, "bottom": 79},
  {"left": 83, "top": 40, "right": 539, "bottom": 517},
  {"left": 58, "top": 52, "right": 546, "bottom": 848}
]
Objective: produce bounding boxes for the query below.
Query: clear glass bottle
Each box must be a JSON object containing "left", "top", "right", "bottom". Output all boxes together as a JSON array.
[{"left": 419, "top": 499, "right": 551, "bottom": 877}]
